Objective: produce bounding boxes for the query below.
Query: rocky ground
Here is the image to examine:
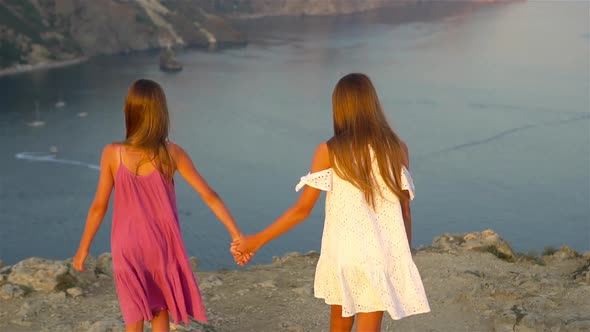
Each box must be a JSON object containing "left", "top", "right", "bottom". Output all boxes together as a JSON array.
[{"left": 0, "top": 230, "right": 589, "bottom": 332}]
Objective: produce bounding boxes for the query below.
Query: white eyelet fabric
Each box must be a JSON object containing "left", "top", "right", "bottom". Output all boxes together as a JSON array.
[
  {"left": 400, "top": 166, "right": 415, "bottom": 201},
  {"left": 298, "top": 163, "right": 430, "bottom": 319},
  {"left": 295, "top": 168, "right": 333, "bottom": 192}
]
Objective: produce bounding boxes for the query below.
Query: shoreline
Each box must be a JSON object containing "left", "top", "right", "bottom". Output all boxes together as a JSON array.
[
  {"left": 4, "top": 244, "right": 586, "bottom": 270},
  {"left": 1, "top": 230, "right": 587, "bottom": 268},
  {"left": 0, "top": 57, "right": 89, "bottom": 78},
  {"left": 0, "top": 1, "right": 515, "bottom": 79}
]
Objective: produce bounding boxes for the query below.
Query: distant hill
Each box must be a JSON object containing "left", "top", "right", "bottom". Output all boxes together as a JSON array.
[
  {"left": 197, "top": 0, "right": 416, "bottom": 18},
  {"left": 193, "top": 0, "right": 511, "bottom": 18},
  {"left": 0, "top": 0, "right": 509, "bottom": 72},
  {"left": 0, "top": 0, "right": 244, "bottom": 71}
]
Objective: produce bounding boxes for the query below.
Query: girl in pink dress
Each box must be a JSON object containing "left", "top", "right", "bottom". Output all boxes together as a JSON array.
[{"left": 73, "top": 79, "right": 243, "bottom": 332}]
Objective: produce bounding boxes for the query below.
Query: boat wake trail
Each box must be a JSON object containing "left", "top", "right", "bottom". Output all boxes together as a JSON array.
[
  {"left": 416, "top": 113, "right": 590, "bottom": 160},
  {"left": 15, "top": 152, "right": 100, "bottom": 171}
]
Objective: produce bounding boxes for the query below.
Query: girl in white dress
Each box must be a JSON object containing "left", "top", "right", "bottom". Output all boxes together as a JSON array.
[{"left": 232, "top": 73, "right": 430, "bottom": 331}]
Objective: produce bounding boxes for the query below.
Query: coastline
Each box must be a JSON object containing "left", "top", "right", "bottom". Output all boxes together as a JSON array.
[
  {"left": 0, "top": 57, "right": 89, "bottom": 78},
  {"left": 0, "top": 1, "right": 514, "bottom": 79},
  {"left": 0, "top": 230, "right": 588, "bottom": 332}
]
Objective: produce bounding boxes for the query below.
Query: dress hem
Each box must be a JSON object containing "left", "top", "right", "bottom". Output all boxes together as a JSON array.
[
  {"left": 124, "top": 311, "right": 207, "bottom": 325},
  {"left": 314, "top": 294, "right": 431, "bottom": 320}
]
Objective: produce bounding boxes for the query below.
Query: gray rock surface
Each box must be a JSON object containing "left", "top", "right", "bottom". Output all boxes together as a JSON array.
[
  {"left": 97, "top": 253, "right": 113, "bottom": 276},
  {"left": 0, "top": 231, "right": 588, "bottom": 331},
  {"left": 432, "top": 229, "right": 515, "bottom": 260},
  {"left": 66, "top": 287, "right": 84, "bottom": 298},
  {"left": 0, "top": 283, "right": 27, "bottom": 300},
  {"left": 552, "top": 245, "right": 580, "bottom": 260},
  {"left": 7, "top": 257, "right": 68, "bottom": 292},
  {"left": 86, "top": 319, "right": 125, "bottom": 332}
]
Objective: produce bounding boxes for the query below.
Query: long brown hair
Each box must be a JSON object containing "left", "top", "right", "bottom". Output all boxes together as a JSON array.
[
  {"left": 122, "top": 79, "right": 175, "bottom": 181},
  {"left": 327, "top": 73, "right": 407, "bottom": 207}
]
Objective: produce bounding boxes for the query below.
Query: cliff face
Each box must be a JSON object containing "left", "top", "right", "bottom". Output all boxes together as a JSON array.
[
  {"left": 195, "top": 0, "right": 511, "bottom": 18},
  {"left": 0, "top": 0, "right": 510, "bottom": 71},
  {"left": 200, "top": 0, "right": 417, "bottom": 18},
  {"left": 0, "top": 0, "right": 244, "bottom": 70}
]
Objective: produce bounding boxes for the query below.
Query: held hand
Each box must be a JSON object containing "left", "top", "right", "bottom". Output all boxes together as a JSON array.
[
  {"left": 229, "top": 233, "right": 247, "bottom": 265},
  {"left": 232, "top": 250, "right": 254, "bottom": 266},
  {"left": 231, "top": 235, "right": 261, "bottom": 266},
  {"left": 232, "top": 235, "right": 261, "bottom": 257},
  {"left": 230, "top": 241, "right": 254, "bottom": 266},
  {"left": 73, "top": 249, "right": 88, "bottom": 272},
  {"left": 229, "top": 234, "right": 254, "bottom": 266}
]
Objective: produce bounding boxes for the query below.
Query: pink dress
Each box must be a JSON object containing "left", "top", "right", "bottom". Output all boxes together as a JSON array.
[{"left": 111, "top": 147, "right": 206, "bottom": 324}]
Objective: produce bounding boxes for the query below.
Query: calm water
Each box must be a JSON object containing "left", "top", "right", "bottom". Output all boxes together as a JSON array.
[{"left": 0, "top": 1, "right": 588, "bottom": 270}]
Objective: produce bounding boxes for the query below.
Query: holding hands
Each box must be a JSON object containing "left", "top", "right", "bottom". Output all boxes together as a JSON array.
[{"left": 230, "top": 235, "right": 261, "bottom": 266}]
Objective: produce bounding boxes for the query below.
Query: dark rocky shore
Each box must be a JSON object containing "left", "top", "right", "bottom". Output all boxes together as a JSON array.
[
  {"left": 0, "top": 0, "right": 514, "bottom": 76},
  {"left": 0, "top": 230, "right": 588, "bottom": 332}
]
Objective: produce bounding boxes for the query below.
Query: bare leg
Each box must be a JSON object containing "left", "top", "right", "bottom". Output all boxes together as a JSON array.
[
  {"left": 330, "top": 305, "right": 354, "bottom": 332},
  {"left": 151, "top": 310, "right": 170, "bottom": 332},
  {"left": 125, "top": 320, "right": 144, "bottom": 332},
  {"left": 355, "top": 311, "right": 384, "bottom": 332}
]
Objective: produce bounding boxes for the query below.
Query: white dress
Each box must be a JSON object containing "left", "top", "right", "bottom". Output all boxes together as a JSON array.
[{"left": 296, "top": 161, "right": 430, "bottom": 319}]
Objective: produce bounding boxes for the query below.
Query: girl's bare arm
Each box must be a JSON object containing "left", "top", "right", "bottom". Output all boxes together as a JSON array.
[
  {"left": 233, "top": 142, "right": 330, "bottom": 255},
  {"left": 74, "top": 145, "right": 115, "bottom": 271},
  {"left": 170, "top": 143, "right": 242, "bottom": 240}
]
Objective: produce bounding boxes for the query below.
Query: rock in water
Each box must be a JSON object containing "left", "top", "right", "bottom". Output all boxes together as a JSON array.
[{"left": 160, "top": 48, "right": 183, "bottom": 72}]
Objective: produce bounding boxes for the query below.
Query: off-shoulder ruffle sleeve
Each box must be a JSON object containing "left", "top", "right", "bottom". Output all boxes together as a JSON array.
[
  {"left": 401, "top": 166, "right": 415, "bottom": 200},
  {"left": 295, "top": 168, "right": 333, "bottom": 192}
]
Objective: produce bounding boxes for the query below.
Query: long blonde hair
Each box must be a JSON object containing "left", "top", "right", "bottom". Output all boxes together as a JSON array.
[
  {"left": 122, "top": 79, "right": 175, "bottom": 181},
  {"left": 327, "top": 73, "right": 407, "bottom": 207}
]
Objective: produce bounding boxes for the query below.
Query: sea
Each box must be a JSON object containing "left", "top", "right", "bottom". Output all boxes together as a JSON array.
[{"left": 0, "top": 1, "right": 588, "bottom": 270}]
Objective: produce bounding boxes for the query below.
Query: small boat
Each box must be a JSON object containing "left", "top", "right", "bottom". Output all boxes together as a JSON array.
[
  {"left": 55, "top": 92, "right": 67, "bottom": 108},
  {"left": 27, "top": 101, "right": 46, "bottom": 127}
]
